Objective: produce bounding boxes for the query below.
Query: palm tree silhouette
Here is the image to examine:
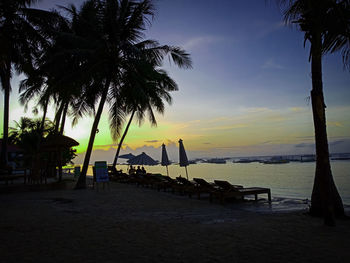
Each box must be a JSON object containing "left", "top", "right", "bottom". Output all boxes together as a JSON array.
[
  {"left": 278, "top": 0, "right": 350, "bottom": 224},
  {"left": 62, "top": 0, "right": 192, "bottom": 189},
  {"left": 9, "top": 117, "right": 55, "bottom": 166},
  {"left": 20, "top": 7, "right": 97, "bottom": 136},
  {"left": 0, "top": 0, "right": 57, "bottom": 165},
  {"left": 111, "top": 48, "right": 181, "bottom": 167}
]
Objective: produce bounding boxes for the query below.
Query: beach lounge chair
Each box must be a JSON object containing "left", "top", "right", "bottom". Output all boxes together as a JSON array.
[
  {"left": 192, "top": 178, "right": 220, "bottom": 201},
  {"left": 139, "top": 174, "right": 163, "bottom": 188},
  {"left": 213, "top": 180, "right": 243, "bottom": 191},
  {"left": 214, "top": 180, "right": 271, "bottom": 203},
  {"left": 175, "top": 176, "right": 198, "bottom": 197},
  {"left": 153, "top": 176, "right": 178, "bottom": 192}
]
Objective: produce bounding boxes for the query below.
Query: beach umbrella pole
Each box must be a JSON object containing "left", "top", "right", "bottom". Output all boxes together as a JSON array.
[
  {"left": 185, "top": 166, "right": 188, "bottom": 180},
  {"left": 166, "top": 166, "right": 169, "bottom": 177}
]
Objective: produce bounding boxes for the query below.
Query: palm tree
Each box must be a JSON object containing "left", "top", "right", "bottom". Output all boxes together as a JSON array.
[
  {"left": 0, "top": 0, "right": 57, "bottom": 165},
  {"left": 111, "top": 51, "right": 179, "bottom": 167},
  {"left": 278, "top": 0, "right": 350, "bottom": 224},
  {"left": 19, "top": 72, "right": 52, "bottom": 134},
  {"left": 19, "top": 9, "right": 93, "bottom": 136},
  {"left": 9, "top": 117, "right": 55, "bottom": 166},
  {"left": 67, "top": 0, "right": 192, "bottom": 189}
]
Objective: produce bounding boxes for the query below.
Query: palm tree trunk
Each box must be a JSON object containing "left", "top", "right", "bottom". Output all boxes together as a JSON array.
[
  {"left": 60, "top": 103, "right": 69, "bottom": 135},
  {"left": 40, "top": 98, "right": 49, "bottom": 135},
  {"left": 112, "top": 109, "right": 135, "bottom": 167},
  {"left": 54, "top": 102, "right": 64, "bottom": 133},
  {"left": 309, "top": 33, "right": 345, "bottom": 224},
  {"left": 75, "top": 79, "right": 110, "bottom": 189},
  {"left": 0, "top": 70, "right": 11, "bottom": 166}
]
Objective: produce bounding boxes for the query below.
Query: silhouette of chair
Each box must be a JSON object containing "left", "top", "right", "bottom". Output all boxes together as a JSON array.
[
  {"left": 214, "top": 180, "right": 271, "bottom": 203},
  {"left": 192, "top": 178, "right": 220, "bottom": 200},
  {"left": 152, "top": 175, "right": 178, "bottom": 192},
  {"left": 175, "top": 176, "right": 198, "bottom": 197}
]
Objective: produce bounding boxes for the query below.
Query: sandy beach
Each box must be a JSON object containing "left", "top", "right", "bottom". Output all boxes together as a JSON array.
[{"left": 1, "top": 181, "right": 349, "bottom": 263}]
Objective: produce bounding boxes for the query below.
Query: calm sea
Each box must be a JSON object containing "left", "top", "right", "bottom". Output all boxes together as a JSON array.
[{"left": 96, "top": 160, "right": 350, "bottom": 205}]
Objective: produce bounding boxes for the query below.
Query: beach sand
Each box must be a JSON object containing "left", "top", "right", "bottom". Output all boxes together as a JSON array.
[{"left": 1, "top": 181, "right": 349, "bottom": 263}]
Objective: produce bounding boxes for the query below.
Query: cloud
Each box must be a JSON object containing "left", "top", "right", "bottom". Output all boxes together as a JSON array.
[
  {"left": 295, "top": 143, "right": 314, "bottom": 148},
  {"left": 328, "top": 121, "right": 344, "bottom": 127},
  {"left": 294, "top": 139, "right": 349, "bottom": 153},
  {"left": 145, "top": 140, "right": 160, "bottom": 143},
  {"left": 255, "top": 21, "right": 284, "bottom": 39},
  {"left": 182, "top": 35, "right": 226, "bottom": 50},
  {"left": 93, "top": 144, "right": 117, "bottom": 150},
  {"left": 262, "top": 58, "right": 284, "bottom": 70},
  {"left": 329, "top": 139, "right": 350, "bottom": 153},
  {"left": 330, "top": 140, "right": 344, "bottom": 146},
  {"left": 266, "top": 114, "right": 287, "bottom": 122},
  {"left": 260, "top": 141, "right": 273, "bottom": 145},
  {"left": 329, "top": 136, "right": 350, "bottom": 139},
  {"left": 295, "top": 136, "right": 314, "bottom": 140},
  {"left": 201, "top": 123, "right": 248, "bottom": 131},
  {"left": 165, "top": 140, "right": 177, "bottom": 147},
  {"left": 290, "top": 107, "right": 306, "bottom": 112},
  {"left": 241, "top": 107, "right": 271, "bottom": 113}
]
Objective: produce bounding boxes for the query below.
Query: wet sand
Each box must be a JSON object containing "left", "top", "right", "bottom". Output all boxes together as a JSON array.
[{"left": 1, "top": 181, "right": 349, "bottom": 263}]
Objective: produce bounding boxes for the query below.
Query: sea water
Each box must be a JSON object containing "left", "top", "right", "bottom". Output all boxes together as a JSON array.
[{"left": 106, "top": 160, "right": 350, "bottom": 206}]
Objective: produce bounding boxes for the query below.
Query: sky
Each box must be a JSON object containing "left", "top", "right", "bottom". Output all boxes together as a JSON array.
[{"left": 1, "top": 0, "right": 350, "bottom": 163}]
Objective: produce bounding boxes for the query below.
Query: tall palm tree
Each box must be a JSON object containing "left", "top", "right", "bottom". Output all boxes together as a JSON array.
[
  {"left": 111, "top": 51, "right": 179, "bottom": 167},
  {"left": 278, "top": 0, "right": 350, "bottom": 224},
  {"left": 0, "top": 0, "right": 56, "bottom": 165},
  {"left": 67, "top": 0, "right": 192, "bottom": 189}
]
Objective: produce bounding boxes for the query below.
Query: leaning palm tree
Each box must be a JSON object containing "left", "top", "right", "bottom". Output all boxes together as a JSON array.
[
  {"left": 111, "top": 53, "right": 178, "bottom": 167},
  {"left": 0, "top": 0, "right": 57, "bottom": 165},
  {"left": 278, "top": 0, "right": 350, "bottom": 224},
  {"left": 68, "top": 0, "right": 192, "bottom": 189}
]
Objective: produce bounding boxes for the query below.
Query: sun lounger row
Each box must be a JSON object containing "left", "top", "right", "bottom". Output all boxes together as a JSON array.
[{"left": 110, "top": 172, "right": 271, "bottom": 204}]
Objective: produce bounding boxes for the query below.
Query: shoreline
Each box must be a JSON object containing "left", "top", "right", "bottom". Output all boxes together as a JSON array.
[
  {"left": 2, "top": 173, "right": 350, "bottom": 209},
  {"left": 1, "top": 181, "right": 349, "bottom": 262}
]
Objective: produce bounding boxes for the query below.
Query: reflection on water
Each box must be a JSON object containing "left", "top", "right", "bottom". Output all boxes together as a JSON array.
[{"left": 86, "top": 160, "right": 350, "bottom": 205}]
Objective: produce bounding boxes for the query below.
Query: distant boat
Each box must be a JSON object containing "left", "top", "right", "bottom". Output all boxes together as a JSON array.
[
  {"left": 331, "top": 157, "right": 350, "bottom": 161},
  {"left": 330, "top": 153, "right": 350, "bottom": 161},
  {"left": 300, "top": 155, "right": 316, "bottom": 162},
  {"left": 261, "top": 156, "right": 289, "bottom": 164},
  {"left": 205, "top": 158, "right": 226, "bottom": 164},
  {"left": 234, "top": 159, "right": 259, "bottom": 163}
]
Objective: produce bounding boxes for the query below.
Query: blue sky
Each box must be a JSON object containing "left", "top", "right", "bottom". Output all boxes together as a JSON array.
[{"left": 2, "top": 0, "right": 349, "bottom": 162}]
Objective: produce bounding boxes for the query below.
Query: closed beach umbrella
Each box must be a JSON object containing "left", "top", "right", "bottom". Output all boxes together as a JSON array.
[
  {"left": 161, "top": 144, "right": 171, "bottom": 176},
  {"left": 127, "top": 152, "right": 158, "bottom": 166},
  {"left": 178, "top": 139, "right": 189, "bottom": 179}
]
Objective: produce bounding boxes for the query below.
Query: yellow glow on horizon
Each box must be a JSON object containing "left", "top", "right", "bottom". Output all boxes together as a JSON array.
[
  {"left": 62, "top": 104, "right": 350, "bottom": 156},
  {"left": 2, "top": 95, "right": 350, "bottom": 157}
]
